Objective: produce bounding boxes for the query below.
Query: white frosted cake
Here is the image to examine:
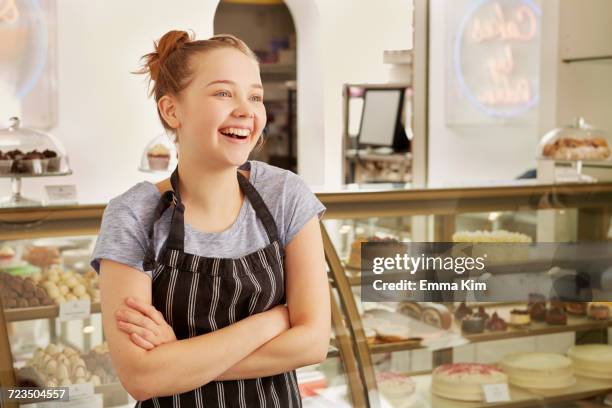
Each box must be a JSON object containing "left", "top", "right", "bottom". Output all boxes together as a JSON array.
[
  {"left": 500, "top": 352, "right": 575, "bottom": 389},
  {"left": 376, "top": 372, "right": 416, "bottom": 406},
  {"left": 431, "top": 363, "right": 508, "bottom": 402},
  {"left": 568, "top": 345, "right": 612, "bottom": 379},
  {"left": 452, "top": 230, "right": 532, "bottom": 263}
]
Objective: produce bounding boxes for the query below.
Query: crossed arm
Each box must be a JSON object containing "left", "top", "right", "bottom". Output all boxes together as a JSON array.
[{"left": 99, "top": 216, "right": 330, "bottom": 401}]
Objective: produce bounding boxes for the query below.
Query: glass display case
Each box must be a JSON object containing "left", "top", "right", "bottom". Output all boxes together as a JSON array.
[
  {"left": 318, "top": 180, "right": 612, "bottom": 407},
  {"left": 0, "top": 202, "right": 363, "bottom": 407}
]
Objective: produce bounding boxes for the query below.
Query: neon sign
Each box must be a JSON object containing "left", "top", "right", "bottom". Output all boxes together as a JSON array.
[{"left": 453, "top": 0, "right": 541, "bottom": 118}]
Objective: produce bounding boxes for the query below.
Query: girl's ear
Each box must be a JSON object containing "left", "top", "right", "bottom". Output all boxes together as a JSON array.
[{"left": 158, "top": 95, "right": 181, "bottom": 129}]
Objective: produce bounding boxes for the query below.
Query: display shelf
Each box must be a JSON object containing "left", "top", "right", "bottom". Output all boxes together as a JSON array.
[
  {"left": 4, "top": 302, "right": 101, "bottom": 322},
  {"left": 413, "top": 373, "right": 612, "bottom": 408}
]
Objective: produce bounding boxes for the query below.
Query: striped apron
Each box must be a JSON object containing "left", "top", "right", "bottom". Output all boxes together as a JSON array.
[{"left": 137, "top": 162, "right": 302, "bottom": 407}]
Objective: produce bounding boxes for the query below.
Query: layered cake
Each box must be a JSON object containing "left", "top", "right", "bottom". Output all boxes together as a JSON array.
[
  {"left": 452, "top": 230, "right": 533, "bottom": 243},
  {"left": 588, "top": 302, "right": 610, "bottom": 320},
  {"left": 432, "top": 363, "right": 508, "bottom": 402},
  {"left": 510, "top": 309, "right": 531, "bottom": 326},
  {"left": 452, "top": 229, "right": 532, "bottom": 264},
  {"left": 461, "top": 316, "right": 485, "bottom": 334},
  {"left": 376, "top": 372, "right": 416, "bottom": 405},
  {"left": 545, "top": 306, "right": 567, "bottom": 325},
  {"left": 542, "top": 136, "right": 611, "bottom": 161},
  {"left": 564, "top": 302, "right": 587, "bottom": 316},
  {"left": 500, "top": 352, "right": 575, "bottom": 389},
  {"left": 567, "top": 345, "right": 612, "bottom": 379}
]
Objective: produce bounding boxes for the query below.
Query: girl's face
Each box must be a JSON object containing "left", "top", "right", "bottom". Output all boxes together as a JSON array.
[{"left": 175, "top": 48, "right": 266, "bottom": 168}]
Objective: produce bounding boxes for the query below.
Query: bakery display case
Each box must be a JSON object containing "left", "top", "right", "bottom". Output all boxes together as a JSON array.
[
  {"left": 317, "top": 180, "right": 612, "bottom": 407},
  {"left": 0, "top": 203, "right": 364, "bottom": 407}
]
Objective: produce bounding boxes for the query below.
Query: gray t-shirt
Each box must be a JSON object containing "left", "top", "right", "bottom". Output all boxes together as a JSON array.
[{"left": 90, "top": 161, "right": 326, "bottom": 278}]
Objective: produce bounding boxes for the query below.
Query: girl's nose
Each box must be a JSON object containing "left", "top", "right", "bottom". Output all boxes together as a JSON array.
[{"left": 233, "top": 99, "right": 255, "bottom": 118}]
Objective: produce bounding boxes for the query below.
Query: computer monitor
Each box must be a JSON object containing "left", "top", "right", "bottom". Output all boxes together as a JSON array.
[{"left": 357, "top": 88, "right": 408, "bottom": 152}]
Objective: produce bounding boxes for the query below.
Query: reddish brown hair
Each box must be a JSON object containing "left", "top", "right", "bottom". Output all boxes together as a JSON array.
[{"left": 135, "top": 30, "right": 259, "bottom": 133}]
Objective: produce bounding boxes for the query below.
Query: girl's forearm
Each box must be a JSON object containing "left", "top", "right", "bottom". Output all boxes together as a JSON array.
[
  {"left": 130, "top": 311, "right": 283, "bottom": 400},
  {"left": 215, "top": 324, "right": 329, "bottom": 381}
]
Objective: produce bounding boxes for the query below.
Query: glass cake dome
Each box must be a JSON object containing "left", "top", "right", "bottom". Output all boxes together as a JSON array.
[
  {"left": 0, "top": 117, "right": 71, "bottom": 176},
  {"left": 139, "top": 132, "right": 178, "bottom": 173},
  {"left": 0, "top": 117, "right": 72, "bottom": 207},
  {"left": 539, "top": 117, "right": 612, "bottom": 162}
]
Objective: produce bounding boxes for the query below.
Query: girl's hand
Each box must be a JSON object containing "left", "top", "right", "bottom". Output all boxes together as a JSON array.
[{"left": 115, "top": 297, "right": 177, "bottom": 350}]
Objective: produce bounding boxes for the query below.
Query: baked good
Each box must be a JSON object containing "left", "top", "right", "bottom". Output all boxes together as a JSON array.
[
  {"left": 542, "top": 136, "right": 611, "bottom": 161},
  {"left": 23, "top": 246, "right": 61, "bottom": 269},
  {"left": 501, "top": 352, "right": 575, "bottom": 389},
  {"left": 510, "top": 309, "right": 531, "bottom": 326},
  {"left": 364, "top": 327, "right": 376, "bottom": 345},
  {"left": 486, "top": 312, "right": 507, "bottom": 331},
  {"left": 474, "top": 306, "right": 489, "bottom": 321},
  {"left": 588, "top": 303, "right": 610, "bottom": 320},
  {"left": 461, "top": 316, "right": 485, "bottom": 334},
  {"left": 564, "top": 302, "right": 587, "bottom": 316},
  {"left": 0, "top": 245, "right": 15, "bottom": 266},
  {"left": 454, "top": 302, "right": 473, "bottom": 321},
  {"left": 529, "top": 302, "right": 547, "bottom": 321},
  {"left": 421, "top": 303, "right": 452, "bottom": 329},
  {"left": 568, "top": 345, "right": 612, "bottom": 379},
  {"left": 432, "top": 363, "right": 508, "bottom": 402},
  {"left": 376, "top": 372, "right": 416, "bottom": 405},
  {"left": 376, "top": 323, "right": 411, "bottom": 342},
  {"left": 147, "top": 144, "right": 171, "bottom": 171},
  {"left": 452, "top": 230, "right": 532, "bottom": 263},
  {"left": 39, "top": 265, "right": 99, "bottom": 304},
  {"left": 27, "top": 343, "right": 94, "bottom": 387},
  {"left": 347, "top": 236, "right": 398, "bottom": 269},
  {"left": 83, "top": 342, "right": 118, "bottom": 384},
  {"left": 0, "top": 151, "right": 13, "bottom": 175},
  {"left": 0, "top": 274, "right": 53, "bottom": 308},
  {"left": 528, "top": 293, "right": 546, "bottom": 305},
  {"left": 42, "top": 149, "right": 61, "bottom": 172},
  {"left": 545, "top": 306, "right": 567, "bottom": 325},
  {"left": 397, "top": 302, "right": 422, "bottom": 320}
]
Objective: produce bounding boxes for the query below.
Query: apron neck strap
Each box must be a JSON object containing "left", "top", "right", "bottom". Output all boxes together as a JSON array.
[{"left": 162, "top": 163, "right": 279, "bottom": 253}]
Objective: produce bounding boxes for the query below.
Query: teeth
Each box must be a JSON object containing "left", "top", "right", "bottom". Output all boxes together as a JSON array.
[{"left": 220, "top": 127, "right": 251, "bottom": 137}]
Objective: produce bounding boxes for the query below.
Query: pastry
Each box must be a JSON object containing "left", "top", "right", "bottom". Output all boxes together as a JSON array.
[
  {"left": 474, "top": 306, "right": 489, "bottom": 321},
  {"left": 42, "top": 149, "right": 60, "bottom": 172},
  {"left": 454, "top": 302, "right": 473, "bottom": 321},
  {"left": 529, "top": 302, "right": 547, "bottom": 321},
  {"left": 542, "top": 136, "right": 611, "bottom": 161},
  {"left": 23, "top": 246, "right": 61, "bottom": 268},
  {"left": 397, "top": 302, "right": 422, "bottom": 320},
  {"left": 421, "top": 303, "right": 452, "bottom": 329},
  {"left": 0, "top": 274, "right": 53, "bottom": 308},
  {"left": 452, "top": 230, "right": 532, "bottom": 243},
  {"left": 347, "top": 236, "right": 398, "bottom": 269},
  {"left": 364, "top": 327, "right": 376, "bottom": 345},
  {"left": 564, "top": 302, "right": 587, "bottom": 316},
  {"left": 0, "top": 245, "right": 15, "bottom": 266},
  {"left": 376, "top": 372, "right": 416, "bottom": 405},
  {"left": 486, "top": 312, "right": 507, "bottom": 331},
  {"left": 147, "top": 144, "right": 171, "bottom": 171},
  {"left": 510, "top": 309, "right": 531, "bottom": 326},
  {"left": 588, "top": 303, "right": 610, "bottom": 320},
  {"left": 461, "top": 316, "right": 485, "bottom": 334},
  {"left": 0, "top": 151, "right": 14, "bottom": 175},
  {"left": 501, "top": 352, "right": 575, "bottom": 389},
  {"left": 528, "top": 293, "right": 546, "bottom": 305},
  {"left": 568, "top": 345, "right": 612, "bottom": 379},
  {"left": 545, "top": 306, "right": 567, "bottom": 325},
  {"left": 376, "top": 323, "right": 411, "bottom": 342},
  {"left": 432, "top": 363, "right": 508, "bottom": 402}
]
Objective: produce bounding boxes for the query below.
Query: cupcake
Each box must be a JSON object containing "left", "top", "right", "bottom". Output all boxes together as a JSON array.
[
  {"left": 0, "top": 151, "right": 13, "bottom": 175},
  {"left": 13, "top": 150, "right": 47, "bottom": 174},
  {"left": 147, "top": 144, "right": 171, "bottom": 171},
  {"left": 486, "top": 312, "right": 507, "bottom": 332},
  {"left": 42, "top": 149, "right": 61, "bottom": 172},
  {"left": 545, "top": 306, "right": 567, "bottom": 325}
]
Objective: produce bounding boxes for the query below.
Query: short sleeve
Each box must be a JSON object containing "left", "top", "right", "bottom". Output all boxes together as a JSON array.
[
  {"left": 283, "top": 173, "right": 326, "bottom": 247},
  {"left": 90, "top": 199, "right": 151, "bottom": 277}
]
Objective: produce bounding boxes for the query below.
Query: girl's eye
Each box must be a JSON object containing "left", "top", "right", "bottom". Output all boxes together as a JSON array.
[
  {"left": 216, "top": 91, "right": 231, "bottom": 97},
  {"left": 251, "top": 95, "right": 263, "bottom": 102}
]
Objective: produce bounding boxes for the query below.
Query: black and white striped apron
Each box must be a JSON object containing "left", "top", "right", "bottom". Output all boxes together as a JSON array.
[{"left": 138, "top": 162, "right": 302, "bottom": 407}]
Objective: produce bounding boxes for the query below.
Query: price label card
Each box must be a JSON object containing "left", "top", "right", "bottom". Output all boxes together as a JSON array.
[
  {"left": 482, "top": 383, "right": 510, "bottom": 403},
  {"left": 45, "top": 185, "right": 78, "bottom": 204},
  {"left": 59, "top": 300, "right": 91, "bottom": 321},
  {"left": 67, "top": 382, "right": 94, "bottom": 400}
]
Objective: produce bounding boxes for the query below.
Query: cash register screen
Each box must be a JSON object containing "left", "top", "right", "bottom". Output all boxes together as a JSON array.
[{"left": 357, "top": 89, "right": 403, "bottom": 148}]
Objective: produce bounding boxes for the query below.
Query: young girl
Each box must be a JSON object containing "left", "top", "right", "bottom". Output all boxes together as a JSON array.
[{"left": 90, "top": 30, "right": 330, "bottom": 407}]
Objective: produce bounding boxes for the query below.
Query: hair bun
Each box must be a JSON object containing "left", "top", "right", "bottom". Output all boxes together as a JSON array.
[{"left": 141, "top": 30, "right": 193, "bottom": 84}]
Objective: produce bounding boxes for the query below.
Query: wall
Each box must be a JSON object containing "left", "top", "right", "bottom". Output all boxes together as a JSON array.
[
  {"left": 427, "top": 0, "right": 541, "bottom": 185},
  {"left": 1, "top": 0, "right": 414, "bottom": 203}
]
